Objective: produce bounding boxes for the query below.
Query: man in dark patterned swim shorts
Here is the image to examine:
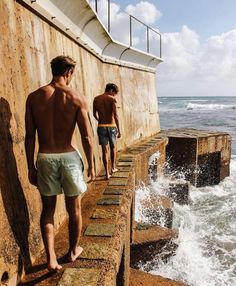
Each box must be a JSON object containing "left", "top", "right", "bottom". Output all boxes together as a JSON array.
[{"left": 93, "top": 83, "right": 121, "bottom": 179}]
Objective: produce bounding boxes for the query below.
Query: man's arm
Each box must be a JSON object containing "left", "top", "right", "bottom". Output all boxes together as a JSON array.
[
  {"left": 93, "top": 98, "right": 99, "bottom": 121},
  {"left": 25, "top": 94, "right": 37, "bottom": 186},
  {"left": 112, "top": 101, "right": 121, "bottom": 138},
  {"left": 77, "top": 96, "right": 95, "bottom": 181}
]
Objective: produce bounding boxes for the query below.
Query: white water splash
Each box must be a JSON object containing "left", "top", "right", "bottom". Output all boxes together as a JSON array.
[{"left": 135, "top": 157, "right": 236, "bottom": 286}]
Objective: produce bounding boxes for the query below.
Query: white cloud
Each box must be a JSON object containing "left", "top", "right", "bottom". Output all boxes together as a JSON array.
[
  {"left": 91, "top": 0, "right": 161, "bottom": 48},
  {"left": 91, "top": 0, "right": 236, "bottom": 96},
  {"left": 125, "top": 1, "right": 162, "bottom": 25},
  {"left": 159, "top": 27, "right": 236, "bottom": 96}
]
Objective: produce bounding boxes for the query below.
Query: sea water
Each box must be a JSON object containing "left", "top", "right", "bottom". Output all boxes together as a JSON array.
[{"left": 135, "top": 96, "right": 236, "bottom": 286}]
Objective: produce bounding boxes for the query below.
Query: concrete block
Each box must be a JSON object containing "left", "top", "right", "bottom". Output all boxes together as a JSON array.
[
  {"left": 58, "top": 268, "right": 100, "bottom": 286},
  {"left": 111, "top": 172, "right": 130, "bottom": 178},
  {"left": 131, "top": 225, "right": 177, "bottom": 269},
  {"left": 161, "top": 129, "right": 231, "bottom": 187},
  {"left": 104, "top": 188, "right": 126, "bottom": 195},
  {"left": 84, "top": 223, "right": 116, "bottom": 237},
  {"left": 108, "top": 178, "right": 129, "bottom": 186},
  {"left": 91, "top": 208, "right": 118, "bottom": 220},
  {"left": 117, "top": 166, "right": 132, "bottom": 172},
  {"left": 119, "top": 156, "right": 134, "bottom": 162},
  {"left": 117, "top": 162, "right": 133, "bottom": 167},
  {"left": 80, "top": 242, "right": 110, "bottom": 260},
  {"left": 97, "top": 196, "right": 122, "bottom": 205}
]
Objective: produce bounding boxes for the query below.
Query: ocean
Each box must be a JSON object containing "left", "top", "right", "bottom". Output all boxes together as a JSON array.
[{"left": 135, "top": 96, "right": 236, "bottom": 286}]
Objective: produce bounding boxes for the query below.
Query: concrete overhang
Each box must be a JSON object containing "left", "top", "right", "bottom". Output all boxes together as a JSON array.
[{"left": 19, "top": 0, "right": 163, "bottom": 72}]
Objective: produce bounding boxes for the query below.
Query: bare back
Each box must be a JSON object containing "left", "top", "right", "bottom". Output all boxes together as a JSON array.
[
  {"left": 28, "top": 84, "right": 79, "bottom": 153},
  {"left": 93, "top": 93, "right": 116, "bottom": 124}
]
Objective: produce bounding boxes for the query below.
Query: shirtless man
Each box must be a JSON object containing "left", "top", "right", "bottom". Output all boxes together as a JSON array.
[
  {"left": 93, "top": 83, "right": 121, "bottom": 179},
  {"left": 25, "top": 56, "right": 95, "bottom": 271}
]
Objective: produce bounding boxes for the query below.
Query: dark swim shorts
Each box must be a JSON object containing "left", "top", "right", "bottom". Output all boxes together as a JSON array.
[{"left": 97, "top": 126, "right": 117, "bottom": 147}]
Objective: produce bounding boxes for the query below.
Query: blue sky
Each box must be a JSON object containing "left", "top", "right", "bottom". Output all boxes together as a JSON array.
[
  {"left": 95, "top": 0, "right": 236, "bottom": 96},
  {"left": 118, "top": 0, "right": 236, "bottom": 39}
]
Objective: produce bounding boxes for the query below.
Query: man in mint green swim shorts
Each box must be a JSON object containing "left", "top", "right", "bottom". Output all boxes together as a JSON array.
[{"left": 25, "top": 56, "right": 95, "bottom": 271}]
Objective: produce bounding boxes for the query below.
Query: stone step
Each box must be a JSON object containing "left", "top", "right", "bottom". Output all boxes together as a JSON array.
[
  {"left": 130, "top": 224, "right": 177, "bottom": 268},
  {"left": 130, "top": 268, "right": 187, "bottom": 286}
]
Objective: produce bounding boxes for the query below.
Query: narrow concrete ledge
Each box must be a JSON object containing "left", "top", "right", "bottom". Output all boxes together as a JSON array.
[
  {"left": 130, "top": 268, "right": 187, "bottom": 286},
  {"left": 20, "top": 134, "right": 172, "bottom": 286}
]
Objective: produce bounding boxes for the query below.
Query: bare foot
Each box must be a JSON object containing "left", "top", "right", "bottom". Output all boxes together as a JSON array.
[
  {"left": 105, "top": 172, "right": 111, "bottom": 180},
  {"left": 68, "top": 246, "right": 83, "bottom": 262},
  {"left": 47, "top": 262, "right": 62, "bottom": 272},
  {"left": 111, "top": 168, "right": 118, "bottom": 174}
]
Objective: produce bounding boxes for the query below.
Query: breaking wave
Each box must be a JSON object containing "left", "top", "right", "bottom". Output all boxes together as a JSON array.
[{"left": 187, "top": 103, "right": 236, "bottom": 110}]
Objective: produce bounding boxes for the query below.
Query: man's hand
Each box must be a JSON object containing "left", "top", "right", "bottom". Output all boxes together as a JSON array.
[
  {"left": 28, "top": 167, "right": 37, "bottom": 186},
  {"left": 117, "top": 131, "right": 121, "bottom": 138},
  {"left": 87, "top": 166, "right": 96, "bottom": 183}
]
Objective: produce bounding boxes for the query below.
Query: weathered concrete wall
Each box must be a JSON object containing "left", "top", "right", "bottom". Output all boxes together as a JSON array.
[{"left": 0, "top": 0, "right": 160, "bottom": 283}]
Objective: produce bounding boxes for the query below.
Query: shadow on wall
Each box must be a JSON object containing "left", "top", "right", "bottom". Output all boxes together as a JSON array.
[{"left": 0, "top": 98, "right": 32, "bottom": 276}]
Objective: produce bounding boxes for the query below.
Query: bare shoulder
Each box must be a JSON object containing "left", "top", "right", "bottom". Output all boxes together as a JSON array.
[
  {"left": 28, "top": 84, "right": 51, "bottom": 97},
  {"left": 26, "top": 87, "right": 42, "bottom": 104},
  {"left": 107, "top": 94, "right": 117, "bottom": 103},
  {"left": 66, "top": 87, "right": 87, "bottom": 108},
  {"left": 93, "top": 94, "right": 102, "bottom": 102}
]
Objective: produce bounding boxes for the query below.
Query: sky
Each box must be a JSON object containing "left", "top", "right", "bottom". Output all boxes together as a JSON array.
[{"left": 93, "top": 0, "right": 236, "bottom": 97}]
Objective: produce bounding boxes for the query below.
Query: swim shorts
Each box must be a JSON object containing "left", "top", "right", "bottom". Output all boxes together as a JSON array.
[
  {"left": 97, "top": 125, "right": 117, "bottom": 147},
  {"left": 36, "top": 150, "right": 87, "bottom": 197}
]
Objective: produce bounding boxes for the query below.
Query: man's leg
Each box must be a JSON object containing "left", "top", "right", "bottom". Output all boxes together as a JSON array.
[
  {"left": 101, "top": 144, "right": 110, "bottom": 179},
  {"left": 110, "top": 144, "right": 118, "bottom": 173},
  {"left": 40, "top": 195, "right": 62, "bottom": 270},
  {"left": 65, "top": 195, "right": 83, "bottom": 262}
]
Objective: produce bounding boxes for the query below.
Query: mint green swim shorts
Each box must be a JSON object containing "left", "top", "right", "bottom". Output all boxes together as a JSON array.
[{"left": 36, "top": 151, "right": 87, "bottom": 197}]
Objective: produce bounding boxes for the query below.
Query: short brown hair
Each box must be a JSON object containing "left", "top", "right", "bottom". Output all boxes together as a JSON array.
[
  {"left": 105, "top": 83, "right": 119, "bottom": 93},
  {"left": 50, "top": 56, "right": 76, "bottom": 76}
]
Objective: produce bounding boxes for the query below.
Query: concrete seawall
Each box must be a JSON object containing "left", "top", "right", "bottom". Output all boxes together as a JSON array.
[{"left": 0, "top": 0, "right": 161, "bottom": 284}]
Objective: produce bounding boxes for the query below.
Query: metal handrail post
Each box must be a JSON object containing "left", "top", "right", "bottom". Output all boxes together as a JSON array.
[
  {"left": 147, "top": 26, "right": 149, "bottom": 53},
  {"left": 130, "top": 15, "right": 132, "bottom": 46},
  {"left": 95, "top": 0, "right": 97, "bottom": 12},
  {"left": 108, "top": 0, "right": 111, "bottom": 32},
  {"left": 160, "top": 34, "right": 162, "bottom": 58}
]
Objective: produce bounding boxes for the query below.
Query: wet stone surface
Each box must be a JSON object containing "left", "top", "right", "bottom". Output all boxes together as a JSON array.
[
  {"left": 112, "top": 172, "right": 129, "bottom": 178},
  {"left": 84, "top": 223, "right": 116, "bottom": 237},
  {"left": 119, "top": 156, "right": 134, "bottom": 162},
  {"left": 80, "top": 242, "right": 110, "bottom": 260},
  {"left": 117, "top": 161, "right": 133, "bottom": 167},
  {"left": 118, "top": 166, "right": 132, "bottom": 172},
  {"left": 104, "top": 188, "right": 126, "bottom": 195},
  {"left": 142, "top": 142, "right": 156, "bottom": 146},
  {"left": 128, "top": 149, "right": 145, "bottom": 154},
  {"left": 108, "top": 178, "right": 129, "bottom": 186},
  {"left": 58, "top": 268, "right": 100, "bottom": 286},
  {"left": 97, "top": 196, "right": 122, "bottom": 205},
  {"left": 91, "top": 208, "right": 118, "bottom": 219}
]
